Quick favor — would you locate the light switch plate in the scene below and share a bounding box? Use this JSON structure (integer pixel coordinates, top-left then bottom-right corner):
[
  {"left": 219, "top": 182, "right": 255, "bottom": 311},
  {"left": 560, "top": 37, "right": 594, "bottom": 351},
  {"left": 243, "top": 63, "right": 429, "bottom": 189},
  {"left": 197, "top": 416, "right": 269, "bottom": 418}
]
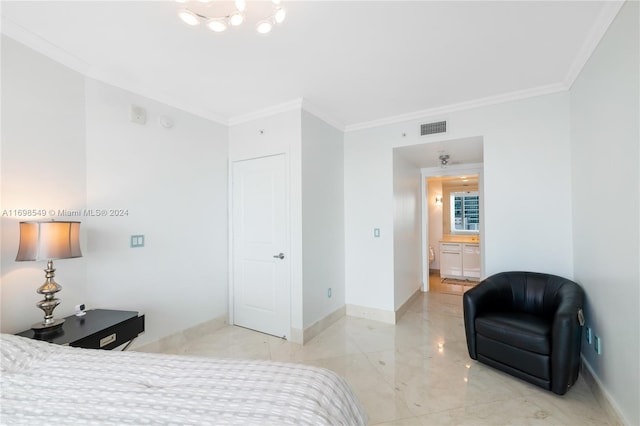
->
[
  {"left": 374, "top": 228, "right": 380, "bottom": 238},
  {"left": 130, "top": 235, "right": 145, "bottom": 248}
]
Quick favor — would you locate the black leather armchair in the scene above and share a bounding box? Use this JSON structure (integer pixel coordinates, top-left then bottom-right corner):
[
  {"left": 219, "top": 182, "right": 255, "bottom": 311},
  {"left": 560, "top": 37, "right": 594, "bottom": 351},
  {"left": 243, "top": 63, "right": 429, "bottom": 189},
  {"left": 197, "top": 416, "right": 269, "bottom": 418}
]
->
[{"left": 463, "top": 271, "right": 584, "bottom": 395}]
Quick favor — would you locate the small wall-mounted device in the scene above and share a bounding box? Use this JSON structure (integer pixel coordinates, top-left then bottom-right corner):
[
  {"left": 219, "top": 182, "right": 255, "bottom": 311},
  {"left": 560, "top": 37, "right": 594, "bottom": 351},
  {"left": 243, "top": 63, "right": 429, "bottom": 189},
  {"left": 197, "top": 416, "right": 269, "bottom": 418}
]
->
[
  {"left": 158, "top": 115, "right": 174, "bottom": 129},
  {"left": 130, "top": 235, "right": 145, "bottom": 248},
  {"left": 130, "top": 105, "right": 147, "bottom": 125},
  {"left": 75, "top": 304, "right": 86, "bottom": 317}
]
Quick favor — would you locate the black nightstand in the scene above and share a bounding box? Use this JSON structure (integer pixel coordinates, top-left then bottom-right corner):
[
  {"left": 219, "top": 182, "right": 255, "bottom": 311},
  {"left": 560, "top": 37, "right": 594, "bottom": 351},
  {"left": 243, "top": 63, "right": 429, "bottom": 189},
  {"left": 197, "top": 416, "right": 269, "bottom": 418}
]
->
[{"left": 16, "top": 309, "right": 145, "bottom": 350}]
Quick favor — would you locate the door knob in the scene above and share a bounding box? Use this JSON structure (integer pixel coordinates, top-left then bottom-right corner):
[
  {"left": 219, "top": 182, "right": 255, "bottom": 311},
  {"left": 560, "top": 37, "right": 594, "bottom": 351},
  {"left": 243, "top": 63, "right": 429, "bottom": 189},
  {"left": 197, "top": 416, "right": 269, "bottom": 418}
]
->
[{"left": 273, "top": 253, "right": 285, "bottom": 259}]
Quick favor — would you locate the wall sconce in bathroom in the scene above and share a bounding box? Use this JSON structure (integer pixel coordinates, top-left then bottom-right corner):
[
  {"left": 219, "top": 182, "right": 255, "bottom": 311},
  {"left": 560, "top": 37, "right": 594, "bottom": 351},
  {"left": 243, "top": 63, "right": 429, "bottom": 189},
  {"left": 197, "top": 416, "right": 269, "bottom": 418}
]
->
[{"left": 435, "top": 196, "right": 443, "bottom": 206}]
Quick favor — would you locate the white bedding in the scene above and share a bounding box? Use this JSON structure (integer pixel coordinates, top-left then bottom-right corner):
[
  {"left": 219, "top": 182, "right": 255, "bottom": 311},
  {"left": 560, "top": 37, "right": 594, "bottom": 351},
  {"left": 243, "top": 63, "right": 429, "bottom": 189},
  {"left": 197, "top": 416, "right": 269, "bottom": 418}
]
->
[{"left": 0, "top": 334, "right": 367, "bottom": 425}]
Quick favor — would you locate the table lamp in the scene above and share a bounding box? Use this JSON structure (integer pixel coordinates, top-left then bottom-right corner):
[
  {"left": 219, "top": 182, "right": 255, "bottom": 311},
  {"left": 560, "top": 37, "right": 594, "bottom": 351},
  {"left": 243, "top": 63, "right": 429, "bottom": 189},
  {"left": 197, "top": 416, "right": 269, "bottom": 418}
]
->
[{"left": 15, "top": 220, "right": 82, "bottom": 331}]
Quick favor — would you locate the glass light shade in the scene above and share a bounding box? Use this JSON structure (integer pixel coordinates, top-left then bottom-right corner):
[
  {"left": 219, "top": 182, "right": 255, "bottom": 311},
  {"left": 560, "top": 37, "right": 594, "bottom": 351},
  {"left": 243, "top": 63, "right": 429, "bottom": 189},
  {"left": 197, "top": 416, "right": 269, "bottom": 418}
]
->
[
  {"left": 274, "top": 8, "right": 286, "bottom": 24},
  {"left": 256, "top": 20, "right": 272, "bottom": 34},
  {"left": 272, "top": 0, "right": 281, "bottom": 4},
  {"left": 178, "top": 9, "right": 200, "bottom": 26},
  {"left": 16, "top": 221, "right": 82, "bottom": 261},
  {"left": 235, "top": 0, "right": 246, "bottom": 12},
  {"left": 229, "top": 12, "right": 244, "bottom": 26},
  {"left": 207, "top": 19, "right": 228, "bottom": 32}
]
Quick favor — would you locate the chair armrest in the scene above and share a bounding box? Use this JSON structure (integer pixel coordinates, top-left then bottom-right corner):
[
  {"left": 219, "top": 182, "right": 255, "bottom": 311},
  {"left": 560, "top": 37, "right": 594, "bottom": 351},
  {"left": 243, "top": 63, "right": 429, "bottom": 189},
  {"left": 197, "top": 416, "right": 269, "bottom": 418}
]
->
[{"left": 550, "top": 283, "right": 584, "bottom": 394}]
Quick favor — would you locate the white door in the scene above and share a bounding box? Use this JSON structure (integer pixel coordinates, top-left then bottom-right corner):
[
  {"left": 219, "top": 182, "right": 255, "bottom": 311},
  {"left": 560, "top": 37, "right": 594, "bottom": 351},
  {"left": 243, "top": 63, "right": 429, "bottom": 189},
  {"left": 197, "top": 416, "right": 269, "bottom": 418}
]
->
[{"left": 232, "top": 154, "right": 289, "bottom": 338}]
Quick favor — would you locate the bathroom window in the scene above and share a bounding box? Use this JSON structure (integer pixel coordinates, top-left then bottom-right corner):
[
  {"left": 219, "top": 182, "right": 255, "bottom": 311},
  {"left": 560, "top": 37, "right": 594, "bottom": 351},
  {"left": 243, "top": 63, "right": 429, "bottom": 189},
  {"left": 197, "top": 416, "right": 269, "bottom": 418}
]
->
[{"left": 451, "top": 192, "right": 479, "bottom": 233}]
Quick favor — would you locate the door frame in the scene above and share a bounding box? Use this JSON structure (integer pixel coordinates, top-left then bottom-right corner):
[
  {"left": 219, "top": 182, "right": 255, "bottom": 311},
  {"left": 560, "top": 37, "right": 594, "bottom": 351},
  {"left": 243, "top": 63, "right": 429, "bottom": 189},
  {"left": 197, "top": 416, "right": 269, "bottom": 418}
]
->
[
  {"left": 228, "top": 153, "right": 291, "bottom": 336},
  {"left": 421, "top": 163, "right": 484, "bottom": 291}
]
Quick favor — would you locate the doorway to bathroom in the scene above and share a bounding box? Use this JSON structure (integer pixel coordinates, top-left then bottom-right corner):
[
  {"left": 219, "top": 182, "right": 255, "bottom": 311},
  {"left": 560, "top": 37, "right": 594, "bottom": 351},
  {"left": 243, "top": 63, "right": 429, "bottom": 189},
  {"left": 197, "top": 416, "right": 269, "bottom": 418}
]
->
[
  {"left": 425, "top": 173, "right": 482, "bottom": 295},
  {"left": 391, "top": 136, "right": 484, "bottom": 300}
]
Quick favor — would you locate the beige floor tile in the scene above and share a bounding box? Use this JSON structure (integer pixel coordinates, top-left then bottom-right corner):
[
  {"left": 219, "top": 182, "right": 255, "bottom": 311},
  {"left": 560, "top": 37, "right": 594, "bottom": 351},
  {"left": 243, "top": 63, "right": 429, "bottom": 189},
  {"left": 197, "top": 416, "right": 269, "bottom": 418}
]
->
[
  {"left": 416, "top": 392, "right": 610, "bottom": 425},
  {"left": 305, "top": 353, "right": 415, "bottom": 425},
  {"left": 147, "top": 292, "right": 611, "bottom": 426}
]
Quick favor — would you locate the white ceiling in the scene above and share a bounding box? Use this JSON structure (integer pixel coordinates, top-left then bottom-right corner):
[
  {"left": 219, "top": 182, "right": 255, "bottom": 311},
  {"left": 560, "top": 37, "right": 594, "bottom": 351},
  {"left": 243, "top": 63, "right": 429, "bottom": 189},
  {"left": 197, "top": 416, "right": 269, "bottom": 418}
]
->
[
  {"left": 394, "top": 136, "right": 483, "bottom": 168},
  {"left": 0, "top": 1, "right": 622, "bottom": 130}
]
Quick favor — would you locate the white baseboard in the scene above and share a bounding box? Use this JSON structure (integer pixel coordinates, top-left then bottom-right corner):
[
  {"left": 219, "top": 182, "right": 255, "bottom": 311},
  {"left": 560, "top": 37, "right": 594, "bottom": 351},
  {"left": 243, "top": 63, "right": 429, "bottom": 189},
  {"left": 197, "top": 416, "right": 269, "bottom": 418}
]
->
[
  {"left": 289, "top": 328, "right": 303, "bottom": 345},
  {"left": 135, "top": 289, "right": 420, "bottom": 350},
  {"left": 135, "top": 308, "right": 345, "bottom": 349},
  {"left": 347, "top": 304, "right": 396, "bottom": 324},
  {"left": 347, "top": 287, "right": 422, "bottom": 325},
  {"left": 395, "top": 287, "right": 422, "bottom": 322},
  {"left": 581, "top": 356, "right": 627, "bottom": 425},
  {"left": 301, "top": 305, "right": 346, "bottom": 344}
]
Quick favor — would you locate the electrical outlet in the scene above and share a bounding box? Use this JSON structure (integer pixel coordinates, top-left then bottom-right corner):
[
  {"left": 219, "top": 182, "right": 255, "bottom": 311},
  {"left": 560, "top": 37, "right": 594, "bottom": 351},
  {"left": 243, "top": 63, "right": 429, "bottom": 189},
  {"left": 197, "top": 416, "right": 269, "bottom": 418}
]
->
[
  {"left": 594, "top": 336, "right": 602, "bottom": 355},
  {"left": 586, "top": 327, "right": 593, "bottom": 344},
  {"left": 327, "top": 288, "right": 332, "bottom": 298}
]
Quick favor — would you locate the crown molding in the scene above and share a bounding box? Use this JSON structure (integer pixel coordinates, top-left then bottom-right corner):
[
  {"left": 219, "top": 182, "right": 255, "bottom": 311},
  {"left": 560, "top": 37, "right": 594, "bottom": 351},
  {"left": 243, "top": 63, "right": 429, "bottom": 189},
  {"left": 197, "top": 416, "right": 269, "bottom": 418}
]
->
[
  {"left": 301, "top": 99, "right": 345, "bottom": 131},
  {"left": 344, "top": 1, "right": 625, "bottom": 133},
  {"left": 2, "top": 16, "right": 91, "bottom": 76},
  {"left": 86, "top": 69, "right": 228, "bottom": 125},
  {"left": 4, "top": 1, "right": 623, "bottom": 133},
  {"left": 228, "top": 97, "right": 345, "bottom": 130},
  {"left": 2, "top": 17, "right": 229, "bottom": 126},
  {"left": 228, "top": 98, "right": 304, "bottom": 126},
  {"left": 345, "top": 82, "right": 567, "bottom": 132},
  {"left": 563, "top": 1, "right": 625, "bottom": 89}
]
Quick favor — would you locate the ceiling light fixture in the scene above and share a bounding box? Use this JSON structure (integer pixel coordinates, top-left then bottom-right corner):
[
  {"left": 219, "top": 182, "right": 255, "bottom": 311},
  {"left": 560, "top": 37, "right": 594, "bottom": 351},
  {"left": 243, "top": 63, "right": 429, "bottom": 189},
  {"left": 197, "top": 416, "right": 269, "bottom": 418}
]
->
[
  {"left": 178, "top": 9, "right": 200, "bottom": 26},
  {"left": 439, "top": 154, "right": 450, "bottom": 168},
  {"left": 207, "top": 18, "right": 228, "bottom": 32},
  {"left": 177, "top": 0, "right": 286, "bottom": 34}
]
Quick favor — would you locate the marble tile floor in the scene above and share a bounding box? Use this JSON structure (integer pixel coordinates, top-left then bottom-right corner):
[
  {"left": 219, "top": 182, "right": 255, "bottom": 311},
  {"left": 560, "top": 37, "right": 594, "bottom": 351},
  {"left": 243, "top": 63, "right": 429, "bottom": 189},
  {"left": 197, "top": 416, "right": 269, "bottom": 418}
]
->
[
  {"left": 145, "top": 292, "right": 611, "bottom": 425},
  {"left": 428, "top": 271, "right": 478, "bottom": 297}
]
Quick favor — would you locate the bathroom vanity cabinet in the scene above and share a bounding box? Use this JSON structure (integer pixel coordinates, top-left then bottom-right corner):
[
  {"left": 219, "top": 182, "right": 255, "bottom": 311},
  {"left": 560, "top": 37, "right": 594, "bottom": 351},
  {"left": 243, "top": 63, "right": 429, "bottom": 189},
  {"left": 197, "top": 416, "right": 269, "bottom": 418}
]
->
[
  {"left": 462, "top": 243, "right": 481, "bottom": 279},
  {"left": 440, "top": 241, "right": 480, "bottom": 280}
]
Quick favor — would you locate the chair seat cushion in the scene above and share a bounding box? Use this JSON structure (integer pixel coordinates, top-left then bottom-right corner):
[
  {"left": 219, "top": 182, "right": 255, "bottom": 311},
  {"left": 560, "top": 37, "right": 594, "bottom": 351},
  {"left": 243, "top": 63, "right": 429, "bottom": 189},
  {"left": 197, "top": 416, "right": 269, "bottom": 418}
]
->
[{"left": 475, "top": 312, "right": 551, "bottom": 355}]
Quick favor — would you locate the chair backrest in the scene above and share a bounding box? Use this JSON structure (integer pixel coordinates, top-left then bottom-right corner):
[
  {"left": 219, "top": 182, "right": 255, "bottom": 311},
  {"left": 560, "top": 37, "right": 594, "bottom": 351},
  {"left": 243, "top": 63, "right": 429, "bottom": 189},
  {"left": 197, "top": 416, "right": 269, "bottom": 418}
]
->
[{"left": 484, "top": 271, "right": 582, "bottom": 317}]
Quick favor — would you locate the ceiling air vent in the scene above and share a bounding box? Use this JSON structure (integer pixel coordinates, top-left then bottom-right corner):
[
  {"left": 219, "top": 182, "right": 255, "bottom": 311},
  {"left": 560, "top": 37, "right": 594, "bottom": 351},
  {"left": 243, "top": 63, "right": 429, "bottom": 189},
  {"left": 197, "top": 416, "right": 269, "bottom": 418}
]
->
[{"left": 420, "top": 120, "right": 447, "bottom": 136}]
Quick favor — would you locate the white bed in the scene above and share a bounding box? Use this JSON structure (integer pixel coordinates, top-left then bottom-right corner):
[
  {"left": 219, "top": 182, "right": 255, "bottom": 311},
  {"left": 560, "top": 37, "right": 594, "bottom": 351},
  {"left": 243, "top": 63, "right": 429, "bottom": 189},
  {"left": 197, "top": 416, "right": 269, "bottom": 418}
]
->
[{"left": 0, "top": 334, "right": 367, "bottom": 425}]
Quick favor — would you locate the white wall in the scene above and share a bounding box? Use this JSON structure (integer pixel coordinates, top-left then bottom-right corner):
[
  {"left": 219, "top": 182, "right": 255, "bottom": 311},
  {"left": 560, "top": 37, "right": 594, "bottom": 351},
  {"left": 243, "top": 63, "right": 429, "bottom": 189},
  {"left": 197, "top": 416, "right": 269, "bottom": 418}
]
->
[
  {"left": 345, "top": 92, "right": 573, "bottom": 312},
  {"left": 392, "top": 151, "right": 422, "bottom": 309},
  {"left": 228, "top": 108, "right": 304, "bottom": 334},
  {"left": 570, "top": 1, "right": 639, "bottom": 424},
  {"left": 0, "top": 36, "right": 229, "bottom": 343},
  {"left": 301, "top": 111, "right": 345, "bottom": 327},
  {"left": 344, "top": 128, "right": 395, "bottom": 311},
  {"left": 427, "top": 179, "right": 443, "bottom": 270},
  {"left": 229, "top": 108, "right": 345, "bottom": 336},
  {"left": 84, "top": 79, "right": 229, "bottom": 345},
  {"left": 1, "top": 36, "right": 88, "bottom": 332}
]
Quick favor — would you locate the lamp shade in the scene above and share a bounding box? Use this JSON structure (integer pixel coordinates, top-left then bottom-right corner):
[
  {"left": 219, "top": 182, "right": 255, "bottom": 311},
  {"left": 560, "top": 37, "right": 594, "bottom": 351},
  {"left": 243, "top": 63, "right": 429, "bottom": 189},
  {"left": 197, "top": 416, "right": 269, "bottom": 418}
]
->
[{"left": 15, "top": 221, "right": 82, "bottom": 261}]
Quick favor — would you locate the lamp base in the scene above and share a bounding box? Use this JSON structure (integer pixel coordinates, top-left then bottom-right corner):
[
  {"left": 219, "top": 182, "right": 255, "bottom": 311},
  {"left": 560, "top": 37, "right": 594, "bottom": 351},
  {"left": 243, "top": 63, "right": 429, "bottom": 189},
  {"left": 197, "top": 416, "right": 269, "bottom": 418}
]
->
[
  {"left": 33, "top": 260, "right": 65, "bottom": 333},
  {"left": 31, "top": 318, "right": 65, "bottom": 332}
]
